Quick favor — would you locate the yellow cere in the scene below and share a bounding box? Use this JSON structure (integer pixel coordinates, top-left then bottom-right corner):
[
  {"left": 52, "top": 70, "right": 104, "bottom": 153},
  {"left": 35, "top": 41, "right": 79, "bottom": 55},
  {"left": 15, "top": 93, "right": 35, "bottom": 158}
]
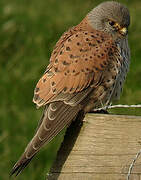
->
[{"left": 119, "top": 27, "right": 127, "bottom": 35}]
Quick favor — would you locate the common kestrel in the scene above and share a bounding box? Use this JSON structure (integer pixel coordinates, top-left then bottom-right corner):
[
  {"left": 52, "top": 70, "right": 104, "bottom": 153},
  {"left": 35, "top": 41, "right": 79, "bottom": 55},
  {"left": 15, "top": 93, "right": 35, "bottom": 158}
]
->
[{"left": 11, "top": 1, "right": 130, "bottom": 176}]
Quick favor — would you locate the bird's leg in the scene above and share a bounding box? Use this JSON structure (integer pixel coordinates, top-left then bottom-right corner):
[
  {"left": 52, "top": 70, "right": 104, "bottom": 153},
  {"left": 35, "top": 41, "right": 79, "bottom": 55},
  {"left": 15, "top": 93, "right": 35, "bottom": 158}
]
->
[
  {"left": 90, "top": 101, "right": 112, "bottom": 114},
  {"left": 93, "top": 100, "right": 109, "bottom": 114}
]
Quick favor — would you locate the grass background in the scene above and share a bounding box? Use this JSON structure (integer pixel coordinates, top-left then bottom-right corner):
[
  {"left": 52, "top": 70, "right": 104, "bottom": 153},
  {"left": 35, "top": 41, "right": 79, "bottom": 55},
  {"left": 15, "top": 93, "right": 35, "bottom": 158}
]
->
[{"left": 0, "top": 0, "right": 141, "bottom": 179}]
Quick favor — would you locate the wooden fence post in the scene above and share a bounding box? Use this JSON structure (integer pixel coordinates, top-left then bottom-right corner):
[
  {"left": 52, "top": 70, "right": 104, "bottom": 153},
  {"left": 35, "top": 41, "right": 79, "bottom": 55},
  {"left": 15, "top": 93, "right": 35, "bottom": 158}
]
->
[{"left": 47, "top": 114, "right": 141, "bottom": 180}]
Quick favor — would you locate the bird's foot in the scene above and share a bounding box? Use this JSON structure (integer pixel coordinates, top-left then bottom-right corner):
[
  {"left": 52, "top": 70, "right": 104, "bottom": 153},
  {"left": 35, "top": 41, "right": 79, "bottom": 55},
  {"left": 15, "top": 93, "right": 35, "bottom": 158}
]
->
[{"left": 89, "top": 109, "right": 109, "bottom": 114}]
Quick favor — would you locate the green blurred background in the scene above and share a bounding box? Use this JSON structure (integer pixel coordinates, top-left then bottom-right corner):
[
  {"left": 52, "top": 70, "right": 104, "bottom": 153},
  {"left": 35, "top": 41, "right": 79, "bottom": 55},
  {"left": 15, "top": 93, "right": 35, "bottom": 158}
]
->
[{"left": 0, "top": 0, "right": 141, "bottom": 179}]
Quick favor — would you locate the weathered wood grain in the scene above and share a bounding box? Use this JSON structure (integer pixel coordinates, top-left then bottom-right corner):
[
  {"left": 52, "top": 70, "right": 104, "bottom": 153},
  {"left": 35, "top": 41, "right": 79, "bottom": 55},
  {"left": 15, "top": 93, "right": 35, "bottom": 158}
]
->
[{"left": 47, "top": 114, "right": 141, "bottom": 180}]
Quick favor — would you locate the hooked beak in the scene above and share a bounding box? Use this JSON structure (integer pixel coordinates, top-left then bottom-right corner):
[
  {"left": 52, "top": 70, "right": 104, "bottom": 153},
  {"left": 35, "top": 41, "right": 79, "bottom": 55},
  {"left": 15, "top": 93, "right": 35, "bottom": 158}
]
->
[
  {"left": 113, "top": 23, "right": 128, "bottom": 37},
  {"left": 119, "top": 27, "right": 128, "bottom": 36}
]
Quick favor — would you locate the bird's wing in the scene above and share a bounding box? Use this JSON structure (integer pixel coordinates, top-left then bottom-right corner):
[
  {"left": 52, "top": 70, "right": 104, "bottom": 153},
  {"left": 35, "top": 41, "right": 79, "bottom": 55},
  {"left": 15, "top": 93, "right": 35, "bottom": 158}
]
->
[
  {"left": 33, "top": 30, "right": 118, "bottom": 107},
  {"left": 11, "top": 29, "right": 121, "bottom": 176}
]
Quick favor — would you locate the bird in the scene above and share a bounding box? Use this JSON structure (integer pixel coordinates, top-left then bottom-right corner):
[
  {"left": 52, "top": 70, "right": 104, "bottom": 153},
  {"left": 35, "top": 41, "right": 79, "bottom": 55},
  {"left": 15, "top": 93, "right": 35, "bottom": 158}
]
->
[{"left": 11, "top": 1, "right": 130, "bottom": 176}]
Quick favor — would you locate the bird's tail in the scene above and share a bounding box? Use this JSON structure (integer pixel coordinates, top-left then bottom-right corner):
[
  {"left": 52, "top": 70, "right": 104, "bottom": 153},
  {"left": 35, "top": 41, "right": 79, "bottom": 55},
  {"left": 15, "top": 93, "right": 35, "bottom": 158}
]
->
[
  {"left": 10, "top": 102, "right": 80, "bottom": 177},
  {"left": 10, "top": 153, "right": 35, "bottom": 177}
]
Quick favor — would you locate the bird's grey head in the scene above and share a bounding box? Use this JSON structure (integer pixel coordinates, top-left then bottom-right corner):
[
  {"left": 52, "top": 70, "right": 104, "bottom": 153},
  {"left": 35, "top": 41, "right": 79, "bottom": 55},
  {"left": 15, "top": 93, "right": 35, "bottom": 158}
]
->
[{"left": 87, "top": 1, "right": 130, "bottom": 38}]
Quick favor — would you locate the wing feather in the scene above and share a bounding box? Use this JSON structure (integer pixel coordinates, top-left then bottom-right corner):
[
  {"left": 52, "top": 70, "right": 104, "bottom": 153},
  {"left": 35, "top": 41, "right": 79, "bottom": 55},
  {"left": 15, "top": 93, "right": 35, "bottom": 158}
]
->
[{"left": 33, "top": 29, "right": 116, "bottom": 107}]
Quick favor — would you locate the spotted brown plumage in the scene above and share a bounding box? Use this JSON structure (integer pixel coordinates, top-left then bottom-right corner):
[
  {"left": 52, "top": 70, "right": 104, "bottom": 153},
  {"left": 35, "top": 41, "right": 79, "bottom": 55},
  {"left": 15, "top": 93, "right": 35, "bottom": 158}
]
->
[{"left": 11, "top": 1, "right": 130, "bottom": 176}]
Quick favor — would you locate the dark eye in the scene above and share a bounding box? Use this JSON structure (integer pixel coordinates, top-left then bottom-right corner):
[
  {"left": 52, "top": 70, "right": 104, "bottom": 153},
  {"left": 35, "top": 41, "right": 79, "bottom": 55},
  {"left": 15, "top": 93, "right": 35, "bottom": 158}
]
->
[{"left": 109, "top": 20, "right": 115, "bottom": 26}]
